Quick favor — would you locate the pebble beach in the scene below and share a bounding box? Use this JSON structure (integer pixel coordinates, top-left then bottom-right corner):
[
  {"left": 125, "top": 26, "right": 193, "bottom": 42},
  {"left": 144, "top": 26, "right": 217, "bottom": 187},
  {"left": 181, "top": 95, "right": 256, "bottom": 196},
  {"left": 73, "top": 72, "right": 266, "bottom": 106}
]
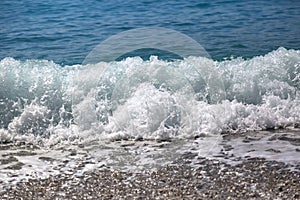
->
[{"left": 1, "top": 130, "right": 299, "bottom": 199}]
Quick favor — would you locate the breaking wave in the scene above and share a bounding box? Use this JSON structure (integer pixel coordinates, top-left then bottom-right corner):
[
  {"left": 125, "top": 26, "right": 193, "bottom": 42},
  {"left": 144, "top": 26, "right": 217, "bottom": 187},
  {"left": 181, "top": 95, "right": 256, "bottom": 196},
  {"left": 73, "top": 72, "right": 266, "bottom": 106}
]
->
[{"left": 0, "top": 47, "right": 299, "bottom": 145}]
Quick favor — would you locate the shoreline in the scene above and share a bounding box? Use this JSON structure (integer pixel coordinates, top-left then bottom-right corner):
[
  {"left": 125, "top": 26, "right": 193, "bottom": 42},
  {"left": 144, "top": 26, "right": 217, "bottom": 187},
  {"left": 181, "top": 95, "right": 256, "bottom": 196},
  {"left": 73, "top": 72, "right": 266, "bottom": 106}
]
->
[
  {"left": 1, "top": 156, "right": 299, "bottom": 199},
  {"left": 0, "top": 129, "right": 299, "bottom": 199}
]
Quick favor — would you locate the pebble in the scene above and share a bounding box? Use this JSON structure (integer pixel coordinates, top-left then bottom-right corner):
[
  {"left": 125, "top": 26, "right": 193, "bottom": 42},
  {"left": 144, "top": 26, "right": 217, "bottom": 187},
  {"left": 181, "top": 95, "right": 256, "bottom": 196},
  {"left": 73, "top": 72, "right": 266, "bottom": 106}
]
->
[{"left": 1, "top": 157, "right": 299, "bottom": 199}]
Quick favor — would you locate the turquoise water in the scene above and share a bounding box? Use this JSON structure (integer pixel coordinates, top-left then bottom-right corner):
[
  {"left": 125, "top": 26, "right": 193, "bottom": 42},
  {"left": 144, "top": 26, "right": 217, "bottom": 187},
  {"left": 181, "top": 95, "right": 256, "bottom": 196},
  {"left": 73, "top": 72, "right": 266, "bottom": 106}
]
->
[
  {"left": 0, "top": 0, "right": 299, "bottom": 142},
  {"left": 0, "top": 0, "right": 299, "bottom": 186},
  {"left": 1, "top": 0, "right": 299, "bottom": 65}
]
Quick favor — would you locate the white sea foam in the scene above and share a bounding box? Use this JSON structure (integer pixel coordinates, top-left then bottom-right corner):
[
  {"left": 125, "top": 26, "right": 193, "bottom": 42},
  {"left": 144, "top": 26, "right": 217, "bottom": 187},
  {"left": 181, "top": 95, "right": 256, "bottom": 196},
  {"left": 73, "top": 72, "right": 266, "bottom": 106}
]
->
[
  {"left": 0, "top": 49, "right": 300, "bottom": 186},
  {"left": 0, "top": 47, "right": 299, "bottom": 145}
]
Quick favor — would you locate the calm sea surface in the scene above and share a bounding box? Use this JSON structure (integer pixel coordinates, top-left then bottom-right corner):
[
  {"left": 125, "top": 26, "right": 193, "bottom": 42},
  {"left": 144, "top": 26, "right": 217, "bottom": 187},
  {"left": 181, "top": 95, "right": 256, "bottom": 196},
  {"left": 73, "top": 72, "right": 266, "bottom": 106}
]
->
[{"left": 0, "top": 0, "right": 299, "bottom": 65}]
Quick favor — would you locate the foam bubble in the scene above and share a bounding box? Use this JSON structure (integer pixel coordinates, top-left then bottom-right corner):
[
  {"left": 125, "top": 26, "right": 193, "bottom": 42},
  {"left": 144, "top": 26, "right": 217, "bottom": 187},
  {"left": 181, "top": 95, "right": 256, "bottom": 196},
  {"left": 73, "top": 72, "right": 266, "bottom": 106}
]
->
[{"left": 0, "top": 48, "right": 299, "bottom": 145}]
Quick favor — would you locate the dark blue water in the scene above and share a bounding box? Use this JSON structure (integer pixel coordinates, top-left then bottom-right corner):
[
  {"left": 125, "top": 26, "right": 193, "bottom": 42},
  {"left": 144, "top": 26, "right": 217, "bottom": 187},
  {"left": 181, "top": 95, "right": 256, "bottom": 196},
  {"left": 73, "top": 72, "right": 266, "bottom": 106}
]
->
[{"left": 0, "top": 0, "right": 299, "bottom": 65}]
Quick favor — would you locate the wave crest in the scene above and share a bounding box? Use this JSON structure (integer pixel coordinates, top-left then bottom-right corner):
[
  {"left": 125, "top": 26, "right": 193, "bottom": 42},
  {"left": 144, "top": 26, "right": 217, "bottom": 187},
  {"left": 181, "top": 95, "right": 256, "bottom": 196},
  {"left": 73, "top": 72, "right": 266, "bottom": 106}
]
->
[{"left": 0, "top": 47, "right": 299, "bottom": 144}]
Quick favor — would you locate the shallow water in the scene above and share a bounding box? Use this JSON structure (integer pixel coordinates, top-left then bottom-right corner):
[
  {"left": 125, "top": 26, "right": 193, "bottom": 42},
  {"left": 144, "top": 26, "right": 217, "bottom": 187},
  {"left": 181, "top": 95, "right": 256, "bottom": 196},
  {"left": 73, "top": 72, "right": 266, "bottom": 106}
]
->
[{"left": 0, "top": 129, "right": 299, "bottom": 190}]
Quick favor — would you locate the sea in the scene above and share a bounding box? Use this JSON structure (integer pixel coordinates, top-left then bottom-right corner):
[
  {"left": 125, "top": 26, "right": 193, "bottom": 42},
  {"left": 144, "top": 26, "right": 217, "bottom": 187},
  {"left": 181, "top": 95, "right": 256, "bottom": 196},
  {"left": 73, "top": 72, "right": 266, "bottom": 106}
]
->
[{"left": 0, "top": 0, "right": 299, "bottom": 187}]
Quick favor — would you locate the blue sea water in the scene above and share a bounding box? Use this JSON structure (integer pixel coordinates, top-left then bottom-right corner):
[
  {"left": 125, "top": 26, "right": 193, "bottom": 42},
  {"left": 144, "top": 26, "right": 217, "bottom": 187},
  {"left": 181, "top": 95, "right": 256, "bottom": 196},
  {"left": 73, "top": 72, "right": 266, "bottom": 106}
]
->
[
  {"left": 1, "top": 0, "right": 300, "bottom": 65},
  {"left": 0, "top": 0, "right": 300, "bottom": 186},
  {"left": 0, "top": 0, "right": 300, "bottom": 143}
]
